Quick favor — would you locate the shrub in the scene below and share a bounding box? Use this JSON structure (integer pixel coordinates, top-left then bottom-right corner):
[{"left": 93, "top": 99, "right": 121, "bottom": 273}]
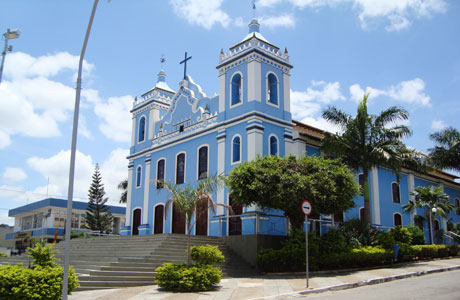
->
[
  {"left": 0, "top": 265, "right": 79, "bottom": 300},
  {"left": 155, "top": 263, "right": 221, "bottom": 291},
  {"left": 375, "top": 231, "right": 395, "bottom": 250},
  {"left": 319, "top": 228, "right": 347, "bottom": 255},
  {"left": 411, "top": 245, "right": 450, "bottom": 259},
  {"left": 0, "top": 253, "right": 7, "bottom": 258},
  {"left": 405, "top": 225, "right": 425, "bottom": 245},
  {"left": 390, "top": 226, "right": 412, "bottom": 245},
  {"left": 318, "top": 246, "right": 393, "bottom": 269},
  {"left": 70, "top": 231, "right": 93, "bottom": 239},
  {"left": 447, "top": 245, "right": 460, "bottom": 256},
  {"left": 398, "top": 243, "right": 416, "bottom": 260},
  {"left": 190, "top": 245, "right": 225, "bottom": 265},
  {"left": 27, "top": 241, "right": 57, "bottom": 268},
  {"left": 339, "top": 219, "right": 376, "bottom": 247}
]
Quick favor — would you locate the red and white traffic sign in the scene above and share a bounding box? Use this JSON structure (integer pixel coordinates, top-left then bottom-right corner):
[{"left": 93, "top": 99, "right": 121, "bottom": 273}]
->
[{"left": 301, "top": 200, "right": 312, "bottom": 216}]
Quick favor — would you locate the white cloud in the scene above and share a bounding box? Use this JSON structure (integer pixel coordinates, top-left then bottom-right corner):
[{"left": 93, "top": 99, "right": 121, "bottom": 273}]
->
[
  {"left": 258, "top": 0, "right": 283, "bottom": 7},
  {"left": 260, "top": 14, "right": 295, "bottom": 28},
  {"left": 431, "top": 120, "right": 447, "bottom": 130},
  {"left": 2, "top": 168, "right": 27, "bottom": 182},
  {"left": 78, "top": 116, "right": 93, "bottom": 139},
  {"left": 93, "top": 95, "right": 133, "bottom": 142},
  {"left": 298, "top": 116, "right": 342, "bottom": 134},
  {"left": 0, "top": 130, "right": 11, "bottom": 150},
  {"left": 349, "top": 78, "right": 431, "bottom": 106},
  {"left": 286, "top": 0, "right": 447, "bottom": 31},
  {"left": 170, "top": 0, "right": 231, "bottom": 29},
  {"left": 100, "top": 148, "right": 129, "bottom": 205}
]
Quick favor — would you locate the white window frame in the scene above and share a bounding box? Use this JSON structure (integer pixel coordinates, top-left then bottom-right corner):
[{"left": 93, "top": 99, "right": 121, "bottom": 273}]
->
[
  {"left": 391, "top": 181, "right": 401, "bottom": 204},
  {"left": 231, "top": 134, "right": 242, "bottom": 165},
  {"left": 137, "top": 115, "right": 146, "bottom": 143},
  {"left": 153, "top": 203, "right": 165, "bottom": 234},
  {"left": 268, "top": 134, "right": 279, "bottom": 156},
  {"left": 175, "top": 151, "right": 187, "bottom": 185},
  {"left": 136, "top": 165, "right": 142, "bottom": 188},
  {"left": 266, "top": 71, "right": 280, "bottom": 108},
  {"left": 229, "top": 71, "right": 244, "bottom": 108},
  {"left": 393, "top": 212, "right": 402, "bottom": 227},
  {"left": 156, "top": 157, "right": 166, "bottom": 189},
  {"left": 196, "top": 144, "right": 210, "bottom": 180}
]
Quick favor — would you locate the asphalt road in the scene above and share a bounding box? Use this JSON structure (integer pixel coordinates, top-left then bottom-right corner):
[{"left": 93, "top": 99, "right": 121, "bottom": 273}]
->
[{"left": 277, "top": 269, "right": 460, "bottom": 300}]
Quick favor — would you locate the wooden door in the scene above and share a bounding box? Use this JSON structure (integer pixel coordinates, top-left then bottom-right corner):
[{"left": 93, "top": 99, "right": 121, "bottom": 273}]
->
[
  {"left": 132, "top": 208, "right": 141, "bottom": 235},
  {"left": 154, "top": 205, "right": 164, "bottom": 234},
  {"left": 229, "top": 197, "right": 242, "bottom": 235},
  {"left": 196, "top": 201, "right": 208, "bottom": 236},
  {"left": 172, "top": 204, "right": 186, "bottom": 234}
]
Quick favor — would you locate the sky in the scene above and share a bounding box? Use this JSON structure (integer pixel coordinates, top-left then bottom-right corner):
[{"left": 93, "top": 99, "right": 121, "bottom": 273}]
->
[{"left": 0, "top": 0, "right": 459, "bottom": 226}]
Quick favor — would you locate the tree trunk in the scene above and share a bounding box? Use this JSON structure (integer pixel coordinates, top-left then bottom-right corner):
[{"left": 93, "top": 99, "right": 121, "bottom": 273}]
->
[
  {"left": 187, "top": 223, "right": 192, "bottom": 266},
  {"left": 362, "top": 168, "right": 371, "bottom": 224}
]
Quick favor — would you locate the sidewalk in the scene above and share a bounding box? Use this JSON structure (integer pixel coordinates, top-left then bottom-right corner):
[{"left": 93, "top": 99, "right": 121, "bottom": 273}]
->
[{"left": 69, "top": 257, "right": 460, "bottom": 300}]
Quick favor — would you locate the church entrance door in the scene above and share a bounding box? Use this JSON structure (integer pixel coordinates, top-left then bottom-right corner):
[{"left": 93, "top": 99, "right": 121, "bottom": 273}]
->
[
  {"left": 154, "top": 205, "right": 164, "bottom": 234},
  {"left": 132, "top": 208, "right": 141, "bottom": 235},
  {"left": 229, "top": 197, "right": 242, "bottom": 235},
  {"left": 172, "top": 204, "right": 186, "bottom": 234},
  {"left": 196, "top": 201, "right": 208, "bottom": 236}
]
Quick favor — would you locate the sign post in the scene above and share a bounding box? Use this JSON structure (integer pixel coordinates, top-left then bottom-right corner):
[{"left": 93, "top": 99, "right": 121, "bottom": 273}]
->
[{"left": 301, "top": 200, "right": 312, "bottom": 288}]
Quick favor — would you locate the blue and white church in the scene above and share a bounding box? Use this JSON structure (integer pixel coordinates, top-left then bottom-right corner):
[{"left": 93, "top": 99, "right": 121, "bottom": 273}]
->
[{"left": 121, "top": 19, "right": 460, "bottom": 241}]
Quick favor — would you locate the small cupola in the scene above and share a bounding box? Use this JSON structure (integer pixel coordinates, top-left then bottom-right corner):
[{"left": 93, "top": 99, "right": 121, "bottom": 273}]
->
[{"left": 248, "top": 18, "right": 260, "bottom": 33}]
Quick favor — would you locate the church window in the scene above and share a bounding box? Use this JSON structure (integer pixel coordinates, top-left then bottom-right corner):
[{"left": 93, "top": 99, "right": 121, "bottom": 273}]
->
[
  {"left": 358, "top": 173, "right": 364, "bottom": 190},
  {"left": 198, "top": 146, "right": 208, "bottom": 180},
  {"left": 231, "top": 73, "right": 242, "bottom": 106},
  {"left": 157, "top": 159, "right": 165, "bottom": 189},
  {"left": 359, "top": 207, "right": 365, "bottom": 220},
  {"left": 136, "top": 166, "right": 142, "bottom": 188},
  {"left": 269, "top": 135, "right": 278, "bottom": 156},
  {"left": 138, "top": 116, "right": 146, "bottom": 142},
  {"left": 394, "top": 213, "right": 402, "bottom": 227},
  {"left": 267, "top": 73, "right": 278, "bottom": 105},
  {"left": 392, "top": 182, "right": 400, "bottom": 203},
  {"left": 176, "top": 153, "right": 185, "bottom": 184},
  {"left": 455, "top": 198, "right": 460, "bottom": 215},
  {"left": 232, "top": 136, "right": 241, "bottom": 164}
]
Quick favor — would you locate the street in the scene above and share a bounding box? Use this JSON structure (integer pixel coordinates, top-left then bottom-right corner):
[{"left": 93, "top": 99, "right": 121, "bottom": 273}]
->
[{"left": 276, "top": 269, "right": 460, "bottom": 300}]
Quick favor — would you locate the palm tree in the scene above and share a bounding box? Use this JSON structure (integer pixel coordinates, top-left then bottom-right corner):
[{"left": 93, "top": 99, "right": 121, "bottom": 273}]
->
[
  {"left": 161, "top": 175, "right": 231, "bottom": 266},
  {"left": 321, "top": 93, "right": 415, "bottom": 223},
  {"left": 402, "top": 185, "right": 455, "bottom": 244},
  {"left": 428, "top": 127, "right": 460, "bottom": 172},
  {"left": 118, "top": 179, "right": 127, "bottom": 204}
]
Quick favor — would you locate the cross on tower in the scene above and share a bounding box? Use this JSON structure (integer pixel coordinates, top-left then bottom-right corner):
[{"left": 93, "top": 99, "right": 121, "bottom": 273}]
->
[
  {"left": 252, "top": 0, "right": 256, "bottom": 18},
  {"left": 180, "top": 52, "right": 192, "bottom": 80}
]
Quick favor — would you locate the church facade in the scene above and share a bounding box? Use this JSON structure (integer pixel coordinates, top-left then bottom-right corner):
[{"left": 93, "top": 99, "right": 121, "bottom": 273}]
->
[{"left": 121, "top": 19, "right": 460, "bottom": 242}]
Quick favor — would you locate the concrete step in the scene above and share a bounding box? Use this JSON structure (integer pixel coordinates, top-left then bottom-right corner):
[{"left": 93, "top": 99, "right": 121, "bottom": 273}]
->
[
  {"left": 77, "top": 280, "right": 154, "bottom": 288},
  {"left": 79, "top": 275, "right": 155, "bottom": 282},
  {"left": 89, "top": 270, "right": 156, "bottom": 277}
]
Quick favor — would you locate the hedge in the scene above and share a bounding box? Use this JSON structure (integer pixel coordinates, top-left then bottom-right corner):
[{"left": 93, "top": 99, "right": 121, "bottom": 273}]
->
[
  {"left": 0, "top": 265, "right": 79, "bottom": 300},
  {"left": 318, "top": 246, "right": 394, "bottom": 270},
  {"left": 155, "top": 263, "right": 221, "bottom": 291},
  {"left": 411, "top": 245, "right": 460, "bottom": 259}
]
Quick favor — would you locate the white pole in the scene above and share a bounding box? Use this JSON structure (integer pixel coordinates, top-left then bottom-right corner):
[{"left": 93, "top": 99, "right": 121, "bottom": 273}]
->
[
  {"left": 429, "top": 208, "right": 433, "bottom": 245},
  {"left": 62, "top": 1, "right": 99, "bottom": 299},
  {"left": 305, "top": 215, "right": 309, "bottom": 288}
]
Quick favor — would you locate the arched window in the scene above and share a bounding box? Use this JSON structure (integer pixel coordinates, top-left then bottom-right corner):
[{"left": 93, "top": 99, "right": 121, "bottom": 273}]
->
[
  {"left": 138, "top": 116, "right": 146, "bottom": 142},
  {"left": 231, "top": 73, "right": 242, "bottom": 106},
  {"left": 455, "top": 198, "right": 460, "bottom": 215},
  {"left": 394, "top": 213, "right": 402, "bottom": 226},
  {"left": 269, "top": 135, "right": 278, "bottom": 156},
  {"left": 359, "top": 207, "right": 365, "bottom": 220},
  {"left": 198, "top": 146, "right": 208, "bottom": 179},
  {"left": 176, "top": 153, "right": 185, "bottom": 184},
  {"left": 358, "top": 173, "right": 364, "bottom": 190},
  {"left": 156, "top": 159, "right": 165, "bottom": 189},
  {"left": 433, "top": 219, "right": 440, "bottom": 231},
  {"left": 136, "top": 166, "right": 142, "bottom": 188},
  {"left": 267, "top": 73, "right": 278, "bottom": 105},
  {"left": 392, "top": 182, "right": 400, "bottom": 203},
  {"left": 232, "top": 136, "right": 241, "bottom": 164}
]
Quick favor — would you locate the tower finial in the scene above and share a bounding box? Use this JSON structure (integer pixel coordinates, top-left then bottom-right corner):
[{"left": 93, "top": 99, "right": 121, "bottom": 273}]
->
[
  {"left": 252, "top": 0, "right": 256, "bottom": 18},
  {"left": 160, "top": 54, "right": 165, "bottom": 69}
]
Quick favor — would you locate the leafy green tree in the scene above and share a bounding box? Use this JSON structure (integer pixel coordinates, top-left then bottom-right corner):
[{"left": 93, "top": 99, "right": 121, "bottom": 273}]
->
[
  {"left": 321, "top": 93, "right": 418, "bottom": 223},
  {"left": 428, "top": 127, "right": 460, "bottom": 172},
  {"left": 402, "top": 185, "right": 455, "bottom": 244},
  {"left": 226, "top": 155, "right": 358, "bottom": 229},
  {"left": 160, "top": 175, "right": 230, "bottom": 266},
  {"left": 86, "top": 164, "right": 113, "bottom": 233},
  {"left": 118, "top": 179, "right": 128, "bottom": 204}
]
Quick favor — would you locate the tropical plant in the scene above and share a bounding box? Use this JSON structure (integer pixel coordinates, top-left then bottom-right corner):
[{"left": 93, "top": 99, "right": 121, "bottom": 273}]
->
[
  {"left": 86, "top": 164, "right": 113, "bottom": 233},
  {"left": 118, "top": 179, "right": 128, "bottom": 204},
  {"left": 321, "top": 93, "right": 421, "bottom": 223},
  {"left": 160, "top": 175, "right": 230, "bottom": 266},
  {"left": 226, "top": 155, "right": 358, "bottom": 229},
  {"left": 428, "top": 127, "right": 460, "bottom": 172},
  {"left": 402, "top": 185, "right": 455, "bottom": 244}
]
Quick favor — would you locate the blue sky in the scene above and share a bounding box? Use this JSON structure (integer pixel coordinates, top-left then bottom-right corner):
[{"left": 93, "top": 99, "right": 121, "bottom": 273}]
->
[{"left": 0, "top": 0, "right": 459, "bottom": 225}]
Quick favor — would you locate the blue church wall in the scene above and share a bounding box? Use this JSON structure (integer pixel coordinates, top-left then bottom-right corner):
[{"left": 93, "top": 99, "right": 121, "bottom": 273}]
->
[
  {"left": 260, "top": 63, "right": 285, "bottom": 119},
  {"left": 305, "top": 145, "right": 320, "bottom": 156},
  {"left": 132, "top": 112, "right": 151, "bottom": 154},
  {"left": 261, "top": 121, "right": 285, "bottom": 157},
  {"left": 377, "top": 168, "right": 410, "bottom": 228},
  {"left": 443, "top": 186, "right": 460, "bottom": 225},
  {"left": 414, "top": 176, "right": 444, "bottom": 241}
]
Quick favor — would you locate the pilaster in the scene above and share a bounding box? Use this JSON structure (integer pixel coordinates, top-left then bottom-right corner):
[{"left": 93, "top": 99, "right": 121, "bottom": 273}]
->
[
  {"left": 216, "top": 129, "right": 226, "bottom": 215},
  {"left": 247, "top": 60, "right": 261, "bottom": 102},
  {"left": 143, "top": 158, "right": 151, "bottom": 223},
  {"left": 370, "top": 167, "right": 381, "bottom": 225},
  {"left": 407, "top": 173, "right": 415, "bottom": 224},
  {"left": 126, "top": 163, "right": 133, "bottom": 225}
]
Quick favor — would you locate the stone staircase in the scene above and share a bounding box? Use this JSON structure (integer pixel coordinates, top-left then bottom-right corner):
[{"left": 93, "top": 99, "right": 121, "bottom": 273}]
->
[{"left": 0, "top": 234, "right": 256, "bottom": 291}]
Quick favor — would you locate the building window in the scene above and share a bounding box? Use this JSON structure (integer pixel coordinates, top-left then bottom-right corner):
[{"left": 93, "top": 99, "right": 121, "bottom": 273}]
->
[
  {"left": 157, "top": 159, "right": 165, "bottom": 189},
  {"left": 53, "top": 210, "right": 66, "bottom": 228},
  {"left": 198, "top": 146, "right": 208, "bottom": 180},
  {"left": 455, "top": 198, "right": 460, "bottom": 215},
  {"left": 232, "top": 136, "right": 241, "bottom": 164},
  {"left": 359, "top": 207, "right": 365, "bottom": 220},
  {"left": 333, "top": 213, "right": 344, "bottom": 223},
  {"left": 176, "top": 153, "right": 185, "bottom": 184},
  {"left": 358, "top": 173, "right": 364, "bottom": 190},
  {"left": 138, "top": 116, "right": 146, "bottom": 142},
  {"left": 433, "top": 219, "right": 440, "bottom": 231},
  {"left": 231, "top": 73, "right": 242, "bottom": 106},
  {"left": 267, "top": 73, "right": 278, "bottom": 105},
  {"left": 392, "top": 182, "right": 400, "bottom": 203},
  {"left": 136, "top": 166, "right": 142, "bottom": 188},
  {"left": 394, "top": 213, "right": 402, "bottom": 226},
  {"left": 79, "top": 213, "right": 86, "bottom": 229},
  {"left": 269, "top": 135, "right": 278, "bottom": 156}
]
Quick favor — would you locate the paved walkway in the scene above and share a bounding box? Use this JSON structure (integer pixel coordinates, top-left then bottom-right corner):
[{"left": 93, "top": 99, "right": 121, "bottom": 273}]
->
[{"left": 69, "top": 257, "right": 460, "bottom": 300}]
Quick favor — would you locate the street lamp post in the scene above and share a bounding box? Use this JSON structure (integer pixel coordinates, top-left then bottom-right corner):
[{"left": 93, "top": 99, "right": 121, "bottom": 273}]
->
[
  {"left": 62, "top": 1, "right": 99, "bottom": 299},
  {"left": 0, "top": 28, "right": 21, "bottom": 83},
  {"left": 429, "top": 207, "right": 437, "bottom": 245}
]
